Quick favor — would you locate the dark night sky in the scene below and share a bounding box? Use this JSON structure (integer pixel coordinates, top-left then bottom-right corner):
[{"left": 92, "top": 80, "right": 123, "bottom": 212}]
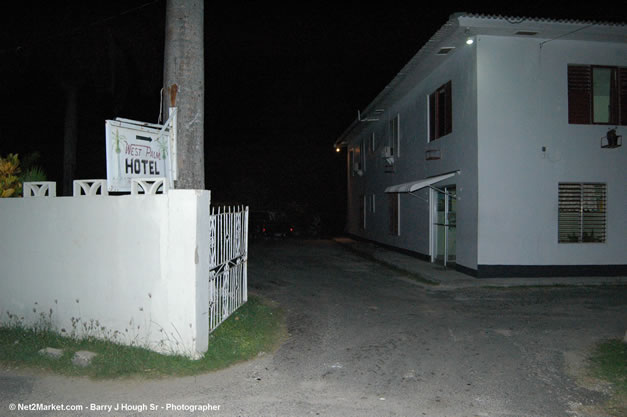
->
[{"left": 1, "top": 1, "right": 625, "bottom": 231}]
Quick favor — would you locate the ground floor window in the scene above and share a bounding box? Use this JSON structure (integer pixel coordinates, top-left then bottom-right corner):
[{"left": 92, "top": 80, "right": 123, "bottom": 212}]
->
[
  {"left": 359, "top": 194, "right": 366, "bottom": 230},
  {"left": 558, "top": 183, "right": 606, "bottom": 243},
  {"left": 389, "top": 193, "right": 399, "bottom": 235}
]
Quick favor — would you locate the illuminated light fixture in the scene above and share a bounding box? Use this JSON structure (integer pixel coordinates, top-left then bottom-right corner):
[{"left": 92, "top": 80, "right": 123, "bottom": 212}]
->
[
  {"left": 463, "top": 27, "right": 474, "bottom": 45},
  {"left": 335, "top": 147, "right": 341, "bottom": 153}
]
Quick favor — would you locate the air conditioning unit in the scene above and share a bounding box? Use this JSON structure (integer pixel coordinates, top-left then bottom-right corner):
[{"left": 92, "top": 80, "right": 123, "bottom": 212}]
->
[
  {"left": 381, "top": 146, "right": 395, "bottom": 165},
  {"left": 352, "top": 163, "right": 363, "bottom": 176}
]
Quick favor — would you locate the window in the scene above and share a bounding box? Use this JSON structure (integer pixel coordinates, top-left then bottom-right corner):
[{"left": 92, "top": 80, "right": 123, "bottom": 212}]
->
[
  {"left": 348, "top": 148, "right": 355, "bottom": 177},
  {"left": 361, "top": 139, "right": 366, "bottom": 172},
  {"left": 429, "top": 81, "right": 452, "bottom": 141},
  {"left": 359, "top": 194, "right": 366, "bottom": 230},
  {"left": 369, "top": 132, "right": 376, "bottom": 154},
  {"left": 558, "top": 183, "right": 606, "bottom": 243},
  {"left": 389, "top": 115, "right": 400, "bottom": 157},
  {"left": 389, "top": 193, "right": 399, "bottom": 235},
  {"left": 568, "top": 65, "right": 627, "bottom": 125},
  {"left": 350, "top": 146, "right": 363, "bottom": 176}
]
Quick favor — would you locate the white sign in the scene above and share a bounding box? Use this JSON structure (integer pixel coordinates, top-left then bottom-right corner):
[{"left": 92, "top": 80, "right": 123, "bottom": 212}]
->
[{"left": 105, "top": 119, "right": 171, "bottom": 192}]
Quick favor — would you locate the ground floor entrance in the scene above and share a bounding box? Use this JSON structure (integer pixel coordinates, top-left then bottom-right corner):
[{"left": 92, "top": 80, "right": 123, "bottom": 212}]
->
[{"left": 431, "top": 185, "right": 456, "bottom": 266}]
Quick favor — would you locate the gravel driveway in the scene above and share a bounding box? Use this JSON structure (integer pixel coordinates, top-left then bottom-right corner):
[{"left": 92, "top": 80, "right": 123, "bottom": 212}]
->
[{"left": 1, "top": 239, "right": 625, "bottom": 417}]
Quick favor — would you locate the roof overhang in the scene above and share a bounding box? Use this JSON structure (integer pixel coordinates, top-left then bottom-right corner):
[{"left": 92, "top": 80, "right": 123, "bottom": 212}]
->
[{"left": 384, "top": 171, "right": 458, "bottom": 193}]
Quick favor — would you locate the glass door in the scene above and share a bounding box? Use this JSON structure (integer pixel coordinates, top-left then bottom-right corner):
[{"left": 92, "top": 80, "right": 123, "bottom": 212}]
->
[{"left": 432, "top": 185, "right": 456, "bottom": 266}]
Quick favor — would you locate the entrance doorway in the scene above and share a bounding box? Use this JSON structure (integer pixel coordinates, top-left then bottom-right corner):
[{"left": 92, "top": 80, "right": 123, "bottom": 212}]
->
[{"left": 431, "top": 185, "right": 456, "bottom": 267}]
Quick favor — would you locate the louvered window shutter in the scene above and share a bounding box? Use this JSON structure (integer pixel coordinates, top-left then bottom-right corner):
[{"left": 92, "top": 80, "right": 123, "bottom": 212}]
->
[
  {"left": 558, "top": 183, "right": 606, "bottom": 243},
  {"left": 619, "top": 67, "right": 627, "bottom": 125},
  {"left": 444, "top": 81, "right": 452, "bottom": 135},
  {"left": 429, "top": 93, "right": 436, "bottom": 141},
  {"left": 568, "top": 65, "right": 591, "bottom": 124}
]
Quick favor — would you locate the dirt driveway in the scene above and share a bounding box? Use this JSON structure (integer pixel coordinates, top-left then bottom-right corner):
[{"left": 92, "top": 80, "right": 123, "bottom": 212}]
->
[{"left": 1, "top": 239, "right": 626, "bottom": 417}]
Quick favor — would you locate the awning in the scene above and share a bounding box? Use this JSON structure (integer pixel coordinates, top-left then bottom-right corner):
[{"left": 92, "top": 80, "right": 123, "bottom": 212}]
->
[{"left": 384, "top": 171, "right": 458, "bottom": 193}]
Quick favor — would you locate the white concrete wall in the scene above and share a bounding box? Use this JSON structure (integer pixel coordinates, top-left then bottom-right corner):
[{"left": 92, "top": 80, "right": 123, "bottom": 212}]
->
[
  {"left": 346, "top": 42, "right": 479, "bottom": 269},
  {"left": 477, "top": 35, "right": 627, "bottom": 266},
  {"left": 0, "top": 190, "right": 210, "bottom": 358}
]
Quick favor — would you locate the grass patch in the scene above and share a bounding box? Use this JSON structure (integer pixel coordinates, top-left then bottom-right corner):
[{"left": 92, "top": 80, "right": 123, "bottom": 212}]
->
[
  {"left": 588, "top": 338, "right": 627, "bottom": 416},
  {"left": 0, "top": 295, "right": 285, "bottom": 379}
]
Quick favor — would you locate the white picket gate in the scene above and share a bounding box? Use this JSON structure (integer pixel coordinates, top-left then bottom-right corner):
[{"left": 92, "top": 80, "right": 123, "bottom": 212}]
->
[{"left": 208, "top": 205, "right": 249, "bottom": 333}]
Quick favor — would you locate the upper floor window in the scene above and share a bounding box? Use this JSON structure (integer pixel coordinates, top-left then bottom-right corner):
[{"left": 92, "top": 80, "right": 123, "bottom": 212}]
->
[
  {"left": 568, "top": 65, "right": 627, "bottom": 125},
  {"left": 389, "top": 115, "right": 400, "bottom": 157},
  {"left": 350, "top": 144, "right": 364, "bottom": 176},
  {"left": 429, "top": 81, "right": 452, "bottom": 141},
  {"left": 349, "top": 148, "right": 356, "bottom": 177},
  {"left": 360, "top": 139, "right": 366, "bottom": 172},
  {"left": 369, "top": 132, "right": 376, "bottom": 154}
]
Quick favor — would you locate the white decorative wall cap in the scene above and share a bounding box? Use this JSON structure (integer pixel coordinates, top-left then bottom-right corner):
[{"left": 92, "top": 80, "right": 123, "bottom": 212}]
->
[
  {"left": 131, "top": 177, "right": 168, "bottom": 195},
  {"left": 23, "top": 182, "right": 57, "bottom": 197},
  {"left": 73, "top": 179, "right": 109, "bottom": 196}
]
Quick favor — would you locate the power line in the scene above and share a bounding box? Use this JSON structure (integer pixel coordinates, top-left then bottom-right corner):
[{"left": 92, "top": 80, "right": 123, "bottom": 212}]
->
[{"left": 1, "top": 0, "right": 161, "bottom": 55}]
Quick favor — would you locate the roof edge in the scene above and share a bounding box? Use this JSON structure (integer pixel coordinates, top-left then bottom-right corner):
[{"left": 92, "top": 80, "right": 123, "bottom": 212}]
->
[{"left": 334, "top": 12, "right": 627, "bottom": 147}]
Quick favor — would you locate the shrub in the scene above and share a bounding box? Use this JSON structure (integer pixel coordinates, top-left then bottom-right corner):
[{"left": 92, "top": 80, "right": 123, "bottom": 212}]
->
[
  {"left": 0, "top": 153, "right": 48, "bottom": 197},
  {"left": 0, "top": 153, "right": 22, "bottom": 198}
]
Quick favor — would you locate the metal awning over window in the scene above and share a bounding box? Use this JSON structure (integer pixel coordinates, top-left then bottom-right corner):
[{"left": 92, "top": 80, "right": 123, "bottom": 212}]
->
[{"left": 384, "top": 171, "right": 458, "bottom": 193}]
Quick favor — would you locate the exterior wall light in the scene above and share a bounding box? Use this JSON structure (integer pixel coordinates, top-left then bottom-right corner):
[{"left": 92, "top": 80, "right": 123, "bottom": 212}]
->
[{"left": 466, "top": 37, "right": 474, "bottom": 45}]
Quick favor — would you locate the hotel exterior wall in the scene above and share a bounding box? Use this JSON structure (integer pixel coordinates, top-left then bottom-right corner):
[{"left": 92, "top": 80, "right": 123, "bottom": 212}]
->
[
  {"left": 476, "top": 35, "right": 627, "bottom": 268},
  {"left": 346, "top": 43, "right": 480, "bottom": 270}
]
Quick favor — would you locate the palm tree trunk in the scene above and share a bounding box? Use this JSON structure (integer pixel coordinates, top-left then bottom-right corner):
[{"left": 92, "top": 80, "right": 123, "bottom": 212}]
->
[{"left": 163, "top": 0, "right": 204, "bottom": 189}]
